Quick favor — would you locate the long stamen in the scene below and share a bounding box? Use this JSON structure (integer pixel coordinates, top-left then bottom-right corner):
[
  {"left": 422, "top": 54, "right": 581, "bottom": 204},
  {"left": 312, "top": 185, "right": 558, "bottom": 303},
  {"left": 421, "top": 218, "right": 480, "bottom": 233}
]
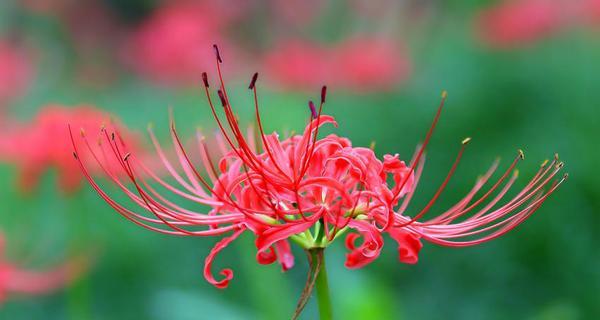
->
[
  {"left": 172, "top": 124, "right": 274, "bottom": 226},
  {"left": 204, "top": 67, "right": 263, "bottom": 176},
  {"left": 211, "top": 46, "right": 266, "bottom": 173},
  {"left": 418, "top": 173, "right": 567, "bottom": 247},
  {"left": 202, "top": 72, "right": 283, "bottom": 192},
  {"left": 214, "top": 68, "right": 285, "bottom": 187},
  {"left": 249, "top": 72, "right": 292, "bottom": 181},
  {"left": 397, "top": 146, "right": 426, "bottom": 215},
  {"left": 72, "top": 126, "right": 239, "bottom": 235},
  {"left": 299, "top": 86, "right": 327, "bottom": 178},
  {"left": 330, "top": 183, "right": 365, "bottom": 241},
  {"left": 397, "top": 137, "right": 471, "bottom": 228},
  {"left": 453, "top": 151, "right": 523, "bottom": 215},
  {"left": 383, "top": 91, "right": 447, "bottom": 231},
  {"left": 421, "top": 158, "right": 562, "bottom": 232}
]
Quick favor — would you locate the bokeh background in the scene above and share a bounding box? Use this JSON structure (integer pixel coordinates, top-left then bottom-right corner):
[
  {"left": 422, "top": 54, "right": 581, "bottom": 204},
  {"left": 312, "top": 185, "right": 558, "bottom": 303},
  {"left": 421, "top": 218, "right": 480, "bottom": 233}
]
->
[{"left": 0, "top": 0, "right": 598, "bottom": 319}]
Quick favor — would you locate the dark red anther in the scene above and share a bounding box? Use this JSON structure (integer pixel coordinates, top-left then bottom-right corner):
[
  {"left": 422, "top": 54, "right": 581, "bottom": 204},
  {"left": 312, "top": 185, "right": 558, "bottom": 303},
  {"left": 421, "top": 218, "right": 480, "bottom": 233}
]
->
[
  {"left": 321, "top": 86, "right": 327, "bottom": 104},
  {"left": 218, "top": 89, "right": 227, "bottom": 107},
  {"left": 202, "top": 72, "right": 209, "bottom": 88},
  {"left": 308, "top": 101, "right": 317, "bottom": 119},
  {"left": 249, "top": 72, "right": 258, "bottom": 90},
  {"left": 213, "top": 44, "right": 222, "bottom": 63}
]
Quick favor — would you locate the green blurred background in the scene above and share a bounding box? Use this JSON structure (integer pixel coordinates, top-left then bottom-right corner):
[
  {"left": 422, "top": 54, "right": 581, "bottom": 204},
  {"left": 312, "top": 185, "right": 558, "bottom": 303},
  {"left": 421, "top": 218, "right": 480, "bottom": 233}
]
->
[{"left": 0, "top": 0, "right": 598, "bottom": 319}]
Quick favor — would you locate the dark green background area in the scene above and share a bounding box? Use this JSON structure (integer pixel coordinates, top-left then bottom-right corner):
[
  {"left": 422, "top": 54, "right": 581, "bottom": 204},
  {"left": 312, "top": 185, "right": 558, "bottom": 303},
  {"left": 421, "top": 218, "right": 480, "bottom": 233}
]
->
[{"left": 0, "top": 1, "right": 598, "bottom": 319}]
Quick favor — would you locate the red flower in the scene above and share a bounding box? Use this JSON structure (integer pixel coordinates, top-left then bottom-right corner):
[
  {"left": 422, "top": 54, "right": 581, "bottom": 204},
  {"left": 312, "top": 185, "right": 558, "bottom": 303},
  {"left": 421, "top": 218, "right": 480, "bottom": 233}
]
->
[
  {"left": 268, "top": 0, "right": 323, "bottom": 27},
  {"left": 475, "top": 0, "right": 567, "bottom": 48},
  {"left": 0, "top": 41, "right": 33, "bottom": 106},
  {"left": 72, "top": 47, "right": 566, "bottom": 288},
  {"left": 0, "top": 232, "right": 86, "bottom": 303},
  {"left": 578, "top": 0, "right": 600, "bottom": 24},
  {"left": 122, "top": 1, "right": 244, "bottom": 85},
  {"left": 0, "top": 105, "right": 144, "bottom": 193},
  {"left": 264, "top": 37, "right": 411, "bottom": 92}
]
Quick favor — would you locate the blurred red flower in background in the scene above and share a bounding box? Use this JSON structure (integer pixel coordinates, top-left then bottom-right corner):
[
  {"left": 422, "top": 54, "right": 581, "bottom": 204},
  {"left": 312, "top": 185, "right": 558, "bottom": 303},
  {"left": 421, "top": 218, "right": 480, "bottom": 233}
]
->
[
  {"left": 264, "top": 37, "right": 411, "bottom": 92},
  {"left": 123, "top": 1, "right": 246, "bottom": 85},
  {"left": 0, "top": 232, "right": 86, "bottom": 303},
  {"left": 268, "top": 0, "right": 323, "bottom": 27},
  {"left": 475, "top": 0, "right": 567, "bottom": 48},
  {"left": 578, "top": 0, "right": 600, "bottom": 23},
  {"left": 0, "top": 41, "right": 33, "bottom": 107},
  {"left": 20, "top": 0, "right": 123, "bottom": 87},
  {"left": 0, "top": 105, "right": 144, "bottom": 193}
]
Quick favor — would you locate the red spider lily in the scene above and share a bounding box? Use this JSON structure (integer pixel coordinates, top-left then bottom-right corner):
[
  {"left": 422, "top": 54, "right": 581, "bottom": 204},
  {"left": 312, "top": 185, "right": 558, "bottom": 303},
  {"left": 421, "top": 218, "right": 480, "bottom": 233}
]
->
[
  {"left": 475, "top": 0, "right": 568, "bottom": 48},
  {"left": 579, "top": 0, "right": 600, "bottom": 24},
  {"left": 0, "top": 105, "right": 144, "bottom": 193},
  {"left": 122, "top": 1, "right": 246, "bottom": 85},
  {"left": 268, "top": 0, "right": 324, "bottom": 27},
  {"left": 264, "top": 37, "right": 411, "bottom": 92},
  {"left": 0, "top": 41, "right": 33, "bottom": 107},
  {"left": 476, "top": 0, "right": 600, "bottom": 48},
  {"left": 0, "top": 232, "right": 87, "bottom": 303},
  {"left": 71, "top": 46, "right": 566, "bottom": 290}
]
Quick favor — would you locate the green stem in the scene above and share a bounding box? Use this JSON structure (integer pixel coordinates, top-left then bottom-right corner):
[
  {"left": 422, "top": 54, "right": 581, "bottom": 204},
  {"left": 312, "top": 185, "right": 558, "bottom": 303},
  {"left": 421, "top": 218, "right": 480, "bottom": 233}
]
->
[{"left": 310, "top": 249, "right": 333, "bottom": 320}]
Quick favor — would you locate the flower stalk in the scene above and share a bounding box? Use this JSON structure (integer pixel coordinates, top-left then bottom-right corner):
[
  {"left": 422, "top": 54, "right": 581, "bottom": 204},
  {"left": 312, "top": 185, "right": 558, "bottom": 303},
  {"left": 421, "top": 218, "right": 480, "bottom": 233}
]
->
[
  {"left": 312, "top": 249, "right": 332, "bottom": 320},
  {"left": 293, "top": 248, "right": 333, "bottom": 320}
]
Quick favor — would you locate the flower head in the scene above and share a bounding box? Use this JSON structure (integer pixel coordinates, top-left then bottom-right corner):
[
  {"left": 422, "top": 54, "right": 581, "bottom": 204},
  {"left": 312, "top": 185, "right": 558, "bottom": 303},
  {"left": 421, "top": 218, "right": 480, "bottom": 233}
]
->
[
  {"left": 0, "top": 105, "right": 144, "bottom": 193},
  {"left": 0, "top": 41, "right": 33, "bottom": 107},
  {"left": 475, "top": 0, "right": 567, "bottom": 48},
  {"left": 72, "top": 46, "right": 566, "bottom": 288},
  {"left": 0, "top": 232, "right": 87, "bottom": 303},
  {"left": 122, "top": 2, "right": 244, "bottom": 85},
  {"left": 264, "top": 37, "right": 411, "bottom": 92}
]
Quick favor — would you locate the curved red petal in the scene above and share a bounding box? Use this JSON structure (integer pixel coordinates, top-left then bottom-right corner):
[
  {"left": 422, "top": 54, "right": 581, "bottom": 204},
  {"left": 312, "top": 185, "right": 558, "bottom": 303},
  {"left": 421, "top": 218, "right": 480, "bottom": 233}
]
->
[
  {"left": 344, "top": 220, "right": 384, "bottom": 269},
  {"left": 274, "top": 240, "right": 295, "bottom": 271},
  {"left": 255, "top": 219, "right": 316, "bottom": 254},
  {"left": 389, "top": 228, "right": 423, "bottom": 264},
  {"left": 256, "top": 246, "right": 277, "bottom": 265},
  {"left": 204, "top": 228, "right": 244, "bottom": 289}
]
